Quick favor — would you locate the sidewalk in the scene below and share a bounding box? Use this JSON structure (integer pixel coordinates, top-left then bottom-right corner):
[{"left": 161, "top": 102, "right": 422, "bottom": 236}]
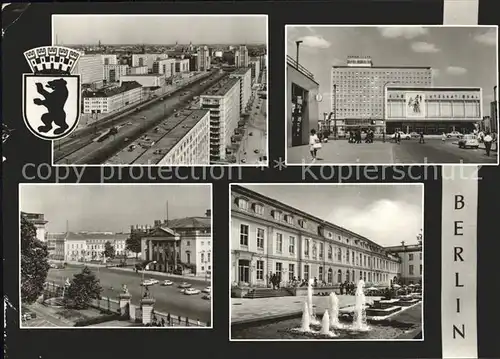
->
[{"left": 24, "top": 302, "right": 75, "bottom": 327}]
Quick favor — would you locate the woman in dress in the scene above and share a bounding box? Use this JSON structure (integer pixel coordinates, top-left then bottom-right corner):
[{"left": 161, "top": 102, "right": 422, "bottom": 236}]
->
[{"left": 309, "top": 129, "right": 320, "bottom": 161}]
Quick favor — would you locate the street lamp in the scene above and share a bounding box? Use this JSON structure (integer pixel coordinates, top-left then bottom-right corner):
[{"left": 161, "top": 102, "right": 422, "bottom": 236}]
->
[
  {"left": 295, "top": 41, "right": 303, "bottom": 66},
  {"left": 141, "top": 260, "right": 157, "bottom": 297},
  {"left": 382, "top": 81, "right": 400, "bottom": 143}
]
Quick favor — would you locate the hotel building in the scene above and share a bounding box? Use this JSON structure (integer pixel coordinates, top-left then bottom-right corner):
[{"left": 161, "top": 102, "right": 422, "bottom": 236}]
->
[
  {"left": 229, "top": 67, "right": 252, "bottom": 114},
  {"left": 103, "top": 64, "right": 129, "bottom": 83},
  {"left": 72, "top": 54, "right": 105, "bottom": 86},
  {"left": 201, "top": 77, "right": 241, "bottom": 163},
  {"left": 235, "top": 45, "right": 249, "bottom": 68},
  {"left": 197, "top": 46, "right": 211, "bottom": 71},
  {"left": 175, "top": 59, "right": 190, "bottom": 73},
  {"left": 231, "top": 185, "right": 401, "bottom": 288},
  {"left": 132, "top": 54, "right": 169, "bottom": 69},
  {"left": 386, "top": 86, "right": 482, "bottom": 134},
  {"left": 102, "top": 55, "right": 118, "bottom": 65},
  {"left": 329, "top": 56, "right": 432, "bottom": 136},
  {"left": 385, "top": 242, "right": 423, "bottom": 285},
  {"left": 249, "top": 59, "right": 260, "bottom": 84},
  {"left": 21, "top": 211, "right": 47, "bottom": 242},
  {"left": 287, "top": 55, "right": 320, "bottom": 147},
  {"left": 153, "top": 58, "right": 176, "bottom": 77},
  {"left": 82, "top": 81, "right": 142, "bottom": 115},
  {"left": 135, "top": 210, "right": 212, "bottom": 278}
]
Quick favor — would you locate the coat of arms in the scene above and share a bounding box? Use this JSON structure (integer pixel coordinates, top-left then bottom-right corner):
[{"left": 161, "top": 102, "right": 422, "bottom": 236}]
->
[{"left": 22, "top": 46, "right": 82, "bottom": 140}]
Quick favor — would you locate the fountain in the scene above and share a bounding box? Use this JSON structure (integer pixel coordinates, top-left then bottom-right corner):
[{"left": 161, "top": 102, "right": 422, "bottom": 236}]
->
[
  {"left": 352, "top": 279, "right": 370, "bottom": 331},
  {"left": 320, "top": 310, "right": 331, "bottom": 335},
  {"left": 328, "top": 292, "right": 341, "bottom": 328},
  {"left": 300, "top": 301, "right": 310, "bottom": 332}
]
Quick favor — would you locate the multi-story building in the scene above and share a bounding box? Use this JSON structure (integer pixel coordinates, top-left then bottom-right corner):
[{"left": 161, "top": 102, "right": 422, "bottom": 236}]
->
[
  {"left": 82, "top": 81, "right": 142, "bottom": 115},
  {"left": 104, "top": 64, "right": 129, "bottom": 83},
  {"left": 46, "top": 232, "right": 66, "bottom": 259},
  {"left": 197, "top": 46, "right": 211, "bottom": 71},
  {"left": 385, "top": 242, "right": 423, "bottom": 285},
  {"left": 119, "top": 74, "right": 165, "bottom": 88},
  {"left": 229, "top": 67, "right": 252, "bottom": 114},
  {"left": 152, "top": 58, "right": 176, "bottom": 77},
  {"left": 175, "top": 59, "right": 190, "bottom": 73},
  {"left": 235, "top": 45, "right": 249, "bottom": 68},
  {"left": 330, "top": 56, "right": 433, "bottom": 136},
  {"left": 189, "top": 55, "right": 198, "bottom": 72},
  {"left": 491, "top": 94, "right": 498, "bottom": 134},
  {"left": 72, "top": 54, "right": 104, "bottom": 86},
  {"left": 21, "top": 211, "right": 47, "bottom": 242},
  {"left": 386, "top": 86, "right": 482, "bottom": 134},
  {"left": 62, "top": 232, "right": 130, "bottom": 262},
  {"left": 231, "top": 185, "right": 401, "bottom": 287},
  {"left": 132, "top": 54, "right": 169, "bottom": 69},
  {"left": 102, "top": 54, "right": 118, "bottom": 65},
  {"left": 287, "top": 55, "right": 320, "bottom": 147},
  {"left": 201, "top": 77, "right": 241, "bottom": 163},
  {"left": 136, "top": 210, "right": 212, "bottom": 277},
  {"left": 129, "top": 66, "right": 149, "bottom": 75},
  {"left": 249, "top": 59, "right": 260, "bottom": 84}
]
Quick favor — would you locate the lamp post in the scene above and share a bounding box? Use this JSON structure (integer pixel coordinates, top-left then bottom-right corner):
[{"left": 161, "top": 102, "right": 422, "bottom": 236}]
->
[
  {"left": 382, "top": 81, "right": 400, "bottom": 143},
  {"left": 141, "top": 260, "right": 157, "bottom": 297},
  {"left": 295, "top": 41, "right": 303, "bottom": 66}
]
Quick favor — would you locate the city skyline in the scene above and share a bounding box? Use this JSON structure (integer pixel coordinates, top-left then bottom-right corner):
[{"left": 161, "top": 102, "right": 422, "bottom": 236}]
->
[
  {"left": 287, "top": 26, "right": 498, "bottom": 116},
  {"left": 20, "top": 185, "right": 212, "bottom": 233},
  {"left": 53, "top": 15, "right": 267, "bottom": 46},
  {"left": 239, "top": 184, "right": 423, "bottom": 247}
]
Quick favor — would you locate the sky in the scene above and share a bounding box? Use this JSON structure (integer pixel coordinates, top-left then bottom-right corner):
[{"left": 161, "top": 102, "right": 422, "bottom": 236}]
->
[
  {"left": 240, "top": 184, "right": 423, "bottom": 247},
  {"left": 53, "top": 15, "right": 267, "bottom": 45},
  {"left": 20, "top": 185, "right": 211, "bottom": 233},
  {"left": 287, "top": 26, "right": 498, "bottom": 116}
]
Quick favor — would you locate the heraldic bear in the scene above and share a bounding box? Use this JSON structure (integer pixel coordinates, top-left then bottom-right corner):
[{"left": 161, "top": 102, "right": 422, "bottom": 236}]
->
[{"left": 33, "top": 78, "right": 69, "bottom": 135}]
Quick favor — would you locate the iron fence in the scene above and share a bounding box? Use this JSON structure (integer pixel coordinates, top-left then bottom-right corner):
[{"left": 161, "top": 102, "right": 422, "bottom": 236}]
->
[{"left": 151, "top": 310, "right": 208, "bottom": 327}]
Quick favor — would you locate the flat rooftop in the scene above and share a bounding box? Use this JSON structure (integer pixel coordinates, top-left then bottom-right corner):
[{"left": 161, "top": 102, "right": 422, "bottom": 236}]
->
[
  {"left": 201, "top": 77, "right": 239, "bottom": 97},
  {"left": 107, "top": 109, "right": 209, "bottom": 165},
  {"left": 231, "top": 67, "right": 251, "bottom": 76},
  {"left": 83, "top": 81, "right": 141, "bottom": 98},
  {"left": 121, "top": 74, "right": 163, "bottom": 77}
]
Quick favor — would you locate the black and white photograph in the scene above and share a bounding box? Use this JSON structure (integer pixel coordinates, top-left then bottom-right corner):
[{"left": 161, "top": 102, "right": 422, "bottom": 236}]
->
[
  {"left": 19, "top": 183, "right": 212, "bottom": 328},
  {"left": 51, "top": 14, "right": 268, "bottom": 166},
  {"left": 286, "top": 25, "right": 498, "bottom": 165},
  {"left": 230, "top": 184, "right": 423, "bottom": 340}
]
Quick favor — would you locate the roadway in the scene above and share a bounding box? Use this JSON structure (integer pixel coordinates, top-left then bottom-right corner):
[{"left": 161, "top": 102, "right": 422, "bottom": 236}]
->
[
  {"left": 287, "top": 138, "right": 497, "bottom": 164},
  {"left": 54, "top": 70, "right": 227, "bottom": 165},
  {"left": 238, "top": 94, "right": 267, "bottom": 164},
  {"left": 47, "top": 266, "right": 211, "bottom": 323}
]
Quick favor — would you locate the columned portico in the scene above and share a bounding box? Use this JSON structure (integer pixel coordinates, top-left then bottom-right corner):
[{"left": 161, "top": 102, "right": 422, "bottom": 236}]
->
[{"left": 141, "top": 226, "right": 181, "bottom": 273}]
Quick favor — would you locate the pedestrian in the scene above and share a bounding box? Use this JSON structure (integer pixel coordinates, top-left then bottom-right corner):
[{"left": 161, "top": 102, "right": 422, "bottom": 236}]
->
[
  {"left": 483, "top": 132, "right": 493, "bottom": 156},
  {"left": 309, "top": 129, "right": 321, "bottom": 161},
  {"left": 178, "top": 315, "right": 181, "bottom": 325},
  {"left": 419, "top": 131, "right": 425, "bottom": 144},
  {"left": 441, "top": 132, "right": 446, "bottom": 142},
  {"left": 167, "top": 313, "right": 171, "bottom": 326},
  {"left": 397, "top": 132, "right": 401, "bottom": 144},
  {"left": 197, "top": 318, "right": 201, "bottom": 326},
  {"left": 161, "top": 318, "right": 165, "bottom": 327},
  {"left": 185, "top": 317, "right": 189, "bottom": 326}
]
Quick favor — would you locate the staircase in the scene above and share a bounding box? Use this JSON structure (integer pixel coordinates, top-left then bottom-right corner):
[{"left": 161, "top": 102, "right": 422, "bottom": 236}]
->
[{"left": 243, "top": 287, "right": 293, "bottom": 299}]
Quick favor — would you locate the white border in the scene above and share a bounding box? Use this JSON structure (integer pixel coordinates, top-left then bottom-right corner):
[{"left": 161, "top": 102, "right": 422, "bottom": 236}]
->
[
  {"left": 284, "top": 25, "right": 499, "bottom": 167},
  {"left": 50, "top": 14, "right": 269, "bottom": 168},
  {"left": 18, "top": 182, "right": 213, "bottom": 329},
  {"left": 228, "top": 182, "right": 425, "bottom": 342}
]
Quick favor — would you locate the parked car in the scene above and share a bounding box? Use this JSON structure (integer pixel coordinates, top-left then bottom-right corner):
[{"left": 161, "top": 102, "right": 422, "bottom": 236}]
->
[
  {"left": 390, "top": 131, "right": 411, "bottom": 140},
  {"left": 202, "top": 286, "right": 211, "bottom": 294},
  {"left": 141, "top": 279, "right": 159, "bottom": 286},
  {"left": 202, "top": 294, "right": 211, "bottom": 300},
  {"left": 249, "top": 132, "right": 253, "bottom": 136},
  {"left": 447, "top": 131, "right": 463, "bottom": 138},
  {"left": 458, "top": 134, "right": 479, "bottom": 149},
  {"left": 183, "top": 288, "right": 201, "bottom": 295},
  {"left": 240, "top": 158, "right": 247, "bottom": 163},
  {"left": 124, "top": 137, "right": 130, "bottom": 142},
  {"left": 409, "top": 132, "right": 420, "bottom": 138},
  {"left": 161, "top": 280, "right": 173, "bottom": 286},
  {"left": 253, "top": 149, "right": 259, "bottom": 154},
  {"left": 178, "top": 282, "right": 192, "bottom": 289}
]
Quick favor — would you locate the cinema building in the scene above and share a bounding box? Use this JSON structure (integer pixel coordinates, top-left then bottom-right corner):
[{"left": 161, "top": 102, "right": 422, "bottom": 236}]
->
[
  {"left": 286, "top": 55, "right": 320, "bottom": 147},
  {"left": 231, "top": 185, "right": 401, "bottom": 289},
  {"left": 385, "top": 86, "right": 482, "bottom": 134}
]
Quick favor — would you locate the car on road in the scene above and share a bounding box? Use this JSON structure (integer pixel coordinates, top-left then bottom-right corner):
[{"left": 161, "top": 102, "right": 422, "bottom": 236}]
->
[
  {"left": 202, "top": 294, "right": 211, "bottom": 300},
  {"left": 409, "top": 132, "right": 420, "bottom": 138},
  {"left": 447, "top": 131, "right": 463, "bottom": 138},
  {"left": 390, "top": 131, "right": 411, "bottom": 140},
  {"left": 161, "top": 280, "right": 173, "bottom": 286},
  {"left": 183, "top": 288, "right": 201, "bottom": 295},
  {"left": 140, "top": 116, "right": 146, "bottom": 120},
  {"left": 202, "top": 286, "right": 211, "bottom": 294},
  {"left": 253, "top": 149, "right": 259, "bottom": 154},
  {"left": 124, "top": 138, "right": 130, "bottom": 142},
  {"left": 249, "top": 132, "right": 253, "bottom": 136},
  {"left": 178, "top": 282, "right": 192, "bottom": 289},
  {"left": 141, "top": 279, "right": 159, "bottom": 286},
  {"left": 240, "top": 159, "right": 246, "bottom": 163},
  {"left": 458, "top": 134, "right": 479, "bottom": 149},
  {"left": 127, "top": 122, "right": 133, "bottom": 125},
  {"left": 128, "top": 145, "right": 137, "bottom": 151}
]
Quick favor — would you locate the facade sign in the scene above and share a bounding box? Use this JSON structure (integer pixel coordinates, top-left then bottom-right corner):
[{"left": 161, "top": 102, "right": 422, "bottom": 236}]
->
[{"left": 405, "top": 92, "right": 426, "bottom": 118}]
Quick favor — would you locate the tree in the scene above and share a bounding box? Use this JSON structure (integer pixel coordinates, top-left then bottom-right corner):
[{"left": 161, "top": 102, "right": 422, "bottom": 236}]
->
[
  {"left": 21, "top": 216, "right": 50, "bottom": 304},
  {"left": 126, "top": 232, "right": 142, "bottom": 259},
  {"left": 103, "top": 241, "right": 115, "bottom": 259},
  {"left": 65, "top": 266, "right": 102, "bottom": 309}
]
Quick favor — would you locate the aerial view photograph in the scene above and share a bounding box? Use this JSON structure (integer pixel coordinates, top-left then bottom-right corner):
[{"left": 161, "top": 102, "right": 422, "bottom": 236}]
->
[{"left": 51, "top": 14, "right": 268, "bottom": 166}]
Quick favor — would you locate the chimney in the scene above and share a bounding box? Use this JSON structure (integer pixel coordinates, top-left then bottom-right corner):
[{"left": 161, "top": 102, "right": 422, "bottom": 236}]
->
[{"left": 205, "top": 209, "right": 211, "bottom": 217}]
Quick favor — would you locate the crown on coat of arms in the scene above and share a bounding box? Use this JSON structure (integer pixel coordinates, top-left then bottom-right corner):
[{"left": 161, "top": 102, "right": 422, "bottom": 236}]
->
[{"left": 24, "top": 46, "right": 81, "bottom": 75}]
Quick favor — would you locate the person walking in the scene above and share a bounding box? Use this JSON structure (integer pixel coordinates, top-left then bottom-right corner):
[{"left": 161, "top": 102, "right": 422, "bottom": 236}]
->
[
  {"left": 483, "top": 131, "right": 493, "bottom": 156},
  {"left": 441, "top": 132, "right": 447, "bottom": 142},
  {"left": 419, "top": 131, "right": 425, "bottom": 144},
  {"left": 309, "top": 129, "right": 321, "bottom": 161},
  {"left": 397, "top": 131, "right": 401, "bottom": 144}
]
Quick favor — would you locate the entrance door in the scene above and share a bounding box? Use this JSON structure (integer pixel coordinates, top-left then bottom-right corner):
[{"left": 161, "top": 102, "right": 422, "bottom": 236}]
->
[
  {"left": 238, "top": 260, "right": 250, "bottom": 284},
  {"left": 291, "top": 83, "right": 308, "bottom": 147}
]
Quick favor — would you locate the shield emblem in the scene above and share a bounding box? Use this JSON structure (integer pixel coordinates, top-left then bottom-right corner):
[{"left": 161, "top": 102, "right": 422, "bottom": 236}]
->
[{"left": 23, "top": 74, "right": 81, "bottom": 140}]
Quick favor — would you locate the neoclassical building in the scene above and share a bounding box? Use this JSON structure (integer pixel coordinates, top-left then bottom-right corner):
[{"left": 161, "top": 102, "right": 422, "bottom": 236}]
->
[{"left": 231, "top": 185, "right": 401, "bottom": 288}]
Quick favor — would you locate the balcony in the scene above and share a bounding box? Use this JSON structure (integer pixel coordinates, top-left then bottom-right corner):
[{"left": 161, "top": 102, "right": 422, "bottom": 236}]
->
[{"left": 287, "top": 55, "right": 317, "bottom": 84}]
